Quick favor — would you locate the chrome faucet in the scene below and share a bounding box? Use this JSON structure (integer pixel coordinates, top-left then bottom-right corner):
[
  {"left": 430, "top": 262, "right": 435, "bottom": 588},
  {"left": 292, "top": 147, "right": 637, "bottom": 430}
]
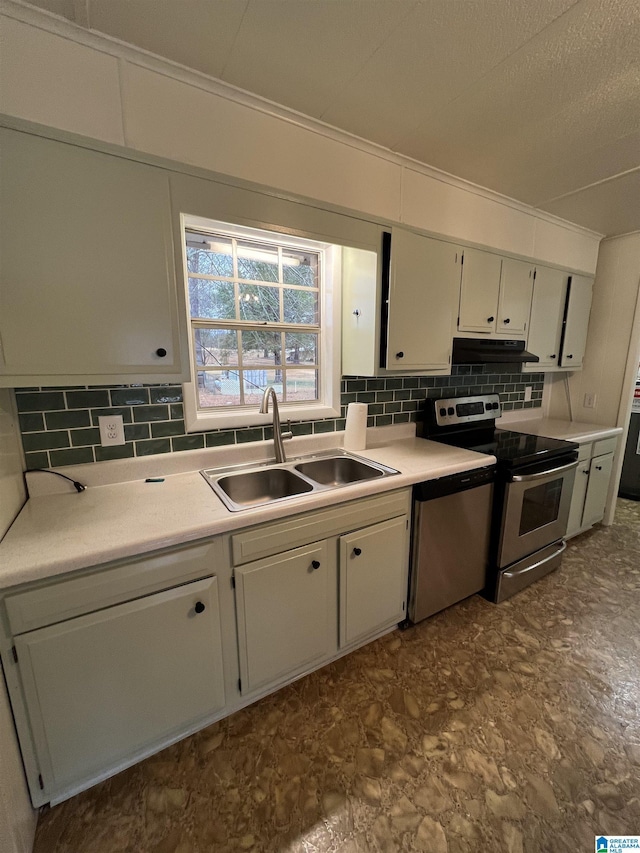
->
[{"left": 259, "top": 386, "right": 293, "bottom": 463}]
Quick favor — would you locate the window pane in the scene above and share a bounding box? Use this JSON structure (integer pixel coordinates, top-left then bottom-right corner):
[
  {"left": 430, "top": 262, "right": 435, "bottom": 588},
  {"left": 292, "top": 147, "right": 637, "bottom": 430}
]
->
[
  {"left": 283, "top": 250, "right": 318, "bottom": 287},
  {"left": 194, "top": 328, "right": 239, "bottom": 367},
  {"left": 188, "top": 278, "right": 235, "bottom": 320},
  {"left": 286, "top": 370, "right": 318, "bottom": 402},
  {"left": 242, "top": 330, "right": 281, "bottom": 363},
  {"left": 197, "top": 370, "right": 243, "bottom": 409},
  {"left": 237, "top": 240, "right": 279, "bottom": 282},
  {"left": 244, "top": 370, "right": 282, "bottom": 407},
  {"left": 239, "top": 284, "right": 280, "bottom": 323},
  {"left": 285, "top": 332, "right": 318, "bottom": 365},
  {"left": 186, "top": 236, "right": 233, "bottom": 277},
  {"left": 283, "top": 288, "right": 319, "bottom": 324}
]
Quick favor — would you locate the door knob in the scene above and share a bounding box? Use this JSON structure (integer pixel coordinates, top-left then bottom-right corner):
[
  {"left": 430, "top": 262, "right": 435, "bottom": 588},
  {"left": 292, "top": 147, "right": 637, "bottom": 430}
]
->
[
  {"left": 550, "top": 354, "right": 557, "bottom": 359},
  {"left": 566, "top": 354, "right": 574, "bottom": 359},
  {"left": 396, "top": 352, "right": 404, "bottom": 359},
  {"left": 156, "top": 348, "right": 167, "bottom": 358},
  {"left": 503, "top": 318, "right": 511, "bottom": 324},
  {"left": 194, "top": 601, "right": 206, "bottom": 614},
  {"left": 487, "top": 316, "right": 494, "bottom": 323},
  {"left": 353, "top": 547, "right": 362, "bottom": 556},
  {"left": 311, "top": 560, "right": 321, "bottom": 570}
]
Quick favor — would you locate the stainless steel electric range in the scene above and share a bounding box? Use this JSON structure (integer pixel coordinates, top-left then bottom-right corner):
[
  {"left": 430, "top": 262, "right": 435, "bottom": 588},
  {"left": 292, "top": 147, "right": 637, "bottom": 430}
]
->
[{"left": 417, "top": 394, "right": 579, "bottom": 603}]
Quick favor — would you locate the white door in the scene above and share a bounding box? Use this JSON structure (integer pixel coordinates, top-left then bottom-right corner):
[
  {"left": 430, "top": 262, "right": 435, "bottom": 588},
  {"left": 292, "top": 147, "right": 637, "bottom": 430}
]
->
[
  {"left": 560, "top": 275, "right": 594, "bottom": 369},
  {"left": 565, "top": 459, "right": 590, "bottom": 538},
  {"left": 15, "top": 577, "right": 225, "bottom": 796},
  {"left": 234, "top": 540, "right": 333, "bottom": 694},
  {"left": 339, "top": 516, "right": 408, "bottom": 647},
  {"left": 525, "top": 267, "right": 567, "bottom": 370},
  {"left": 582, "top": 453, "right": 614, "bottom": 527},
  {"left": 457, "top": 248, "right": 502, "bottom": 334},
  {"left": 496, "top": 258, "right": 534, "bottom": 336},
  {"left": 386, "top": 230, "right": 460, "bottom": 370}
]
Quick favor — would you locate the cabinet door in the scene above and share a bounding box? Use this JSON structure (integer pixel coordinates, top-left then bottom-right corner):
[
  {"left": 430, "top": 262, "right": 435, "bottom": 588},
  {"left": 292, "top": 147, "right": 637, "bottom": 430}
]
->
[
  {"left": 15, "top": 577, "right": 225, "bottom": 796},
  {"left": 339, "top": 516, "right": 408, "bottom": 647},
  {"left": 565, "top": 459, "right": 590, "bottom": 538},
  {"left": 458, "top": 248, "right": 502, "bottom": 333},
  {"left": 234, "top": 540, "right": 333, "bottom": 694},
  {"left": 560, "top": 274, "right": 593, "bottom": 369},
  {"left": 496, "top": 258, "right": 534, "bottom": 336},
  {"left": 386, "top": 230, "right": 460, "bottom": 370},
  {"left": 0, "top": 128, "right": 184, "bottom": 385},
  {"left": 582, "top": 453, "right": 614, "bottom": 527},
  {"left": 525, "top": 266, "right": 567, "bottom": 370}
]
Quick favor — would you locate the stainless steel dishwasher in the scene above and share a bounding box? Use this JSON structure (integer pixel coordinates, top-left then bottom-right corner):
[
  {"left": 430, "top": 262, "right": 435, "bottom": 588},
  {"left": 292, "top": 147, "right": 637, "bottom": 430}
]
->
[{"left": 407, "top": 466, "right": 495, "bottom": 623}]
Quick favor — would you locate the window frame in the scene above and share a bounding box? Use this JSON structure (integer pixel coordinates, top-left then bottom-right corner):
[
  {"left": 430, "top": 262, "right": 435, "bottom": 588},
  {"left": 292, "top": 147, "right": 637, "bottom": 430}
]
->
[{"left": 181, "top": 214, "right": 342, "bottom": 432}]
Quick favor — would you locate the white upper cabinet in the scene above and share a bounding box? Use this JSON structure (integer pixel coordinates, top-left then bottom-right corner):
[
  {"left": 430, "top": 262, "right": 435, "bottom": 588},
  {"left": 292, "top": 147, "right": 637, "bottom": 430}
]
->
[
  {"left": 458, "top": 249, "right": 534, "bottom": 338},
  {"left": 497, "top": 258, "right": 535, "bottom": 336},
  {"left": 385, "top": 229, "right": 460, "bottom": 371},
  {"left": 342, "top": 228, "right": 460, "bottom": 375},
  {"left": 559, "top": 274, "right": 593, "bottom": 369},
  {"left": 457, "top": 248, "right": 503, "bottom": 334},
  {"left": 0, "top": 128, "right": 187, "bottom": 386},
  {"left": 525, "top": 266, "right": 568, "bottom": 370}
]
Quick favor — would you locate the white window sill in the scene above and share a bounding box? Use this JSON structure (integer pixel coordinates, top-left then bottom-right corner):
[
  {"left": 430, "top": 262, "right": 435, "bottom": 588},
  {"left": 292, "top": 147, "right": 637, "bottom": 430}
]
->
[{"left": 183, "top": 388, "right": 341, "bottom": 433}]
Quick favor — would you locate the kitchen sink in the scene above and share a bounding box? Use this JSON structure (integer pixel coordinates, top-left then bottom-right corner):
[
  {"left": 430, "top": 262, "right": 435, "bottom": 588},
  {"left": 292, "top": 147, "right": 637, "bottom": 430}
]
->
[
  {"left": 215, "top": 468, "right": 313, "bottom": 509},
  {"left": 294, "top": 456, "right": 385, "bottom": 486},
  {"left": 201, "top": 449, "right": 398, "bottom": 511}
]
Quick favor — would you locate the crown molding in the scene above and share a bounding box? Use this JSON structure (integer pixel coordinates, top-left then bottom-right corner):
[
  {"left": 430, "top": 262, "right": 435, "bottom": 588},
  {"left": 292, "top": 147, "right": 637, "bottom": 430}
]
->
[{"left": 1, "top": 0, "right": 603, "bottom": 240}]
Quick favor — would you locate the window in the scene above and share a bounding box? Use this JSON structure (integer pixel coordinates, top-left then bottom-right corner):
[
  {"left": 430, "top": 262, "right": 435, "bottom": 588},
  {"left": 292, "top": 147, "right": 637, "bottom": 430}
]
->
[{"left": 181, "top": 216, "right": 341, "bottom": 431}]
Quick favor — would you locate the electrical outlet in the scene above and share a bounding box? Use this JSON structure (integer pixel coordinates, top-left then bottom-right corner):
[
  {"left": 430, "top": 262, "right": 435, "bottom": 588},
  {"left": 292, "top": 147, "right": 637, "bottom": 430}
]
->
[
  {"left": 524, "top": 386, "right": 533, "bottom": 402},
  {"left": 98, "top": 415, "right": 125, "bottom": 446},
  {"left": 583, "top": 392, "right": 597, "bottom": 409}
]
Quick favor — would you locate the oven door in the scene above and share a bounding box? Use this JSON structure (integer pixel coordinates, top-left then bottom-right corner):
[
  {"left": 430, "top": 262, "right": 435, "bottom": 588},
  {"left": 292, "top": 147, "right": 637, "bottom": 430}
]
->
[{"left": 497, "top": 457, "right": 578, "bottom": 568}]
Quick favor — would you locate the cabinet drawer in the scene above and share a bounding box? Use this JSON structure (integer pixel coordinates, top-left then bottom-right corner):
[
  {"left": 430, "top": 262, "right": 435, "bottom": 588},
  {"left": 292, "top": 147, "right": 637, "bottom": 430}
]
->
[
  {"left": 231, "top": 489, "right": 410, "bottom": 565},
  {"left": 593, "top": 436, "right": 618, "bottom": 457},
  {"left": 5, "top": 539, "right": 221, "bottom": 635}
]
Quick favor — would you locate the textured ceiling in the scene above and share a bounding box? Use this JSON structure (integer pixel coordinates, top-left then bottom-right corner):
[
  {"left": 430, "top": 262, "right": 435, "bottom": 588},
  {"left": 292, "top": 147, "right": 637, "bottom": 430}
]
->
[{"left": 26, "top": 0, "right": 640, "bottom": 237}]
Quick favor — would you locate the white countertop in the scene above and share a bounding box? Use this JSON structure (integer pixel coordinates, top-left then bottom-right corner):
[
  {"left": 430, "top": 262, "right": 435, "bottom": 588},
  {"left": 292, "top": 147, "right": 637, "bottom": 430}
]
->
[
  {"left": 0, "top": 428, "right": 496, "bottom": 589},
  {"left": 501, "top": 417, "right": 623, "bottom": 444}
]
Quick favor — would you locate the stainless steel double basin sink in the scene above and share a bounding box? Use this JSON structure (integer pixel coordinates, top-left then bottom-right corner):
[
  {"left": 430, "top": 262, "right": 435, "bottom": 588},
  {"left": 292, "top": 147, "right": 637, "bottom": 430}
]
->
[{"left": 201, "top": 449, "right": 399, "bottom": 511}]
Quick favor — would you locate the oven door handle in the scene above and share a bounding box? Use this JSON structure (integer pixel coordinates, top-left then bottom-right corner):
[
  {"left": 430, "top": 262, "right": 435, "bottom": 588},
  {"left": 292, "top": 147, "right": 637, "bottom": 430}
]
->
[
  {"left": 509, "top": 460, "right": 578, "bottom": 483},
  {"left": 502, "top": 541, "right": 567, "bottom": 579}
]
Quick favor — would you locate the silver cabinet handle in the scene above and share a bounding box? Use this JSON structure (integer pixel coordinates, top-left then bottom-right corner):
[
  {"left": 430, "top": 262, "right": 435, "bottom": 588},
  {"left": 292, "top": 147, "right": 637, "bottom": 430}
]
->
[{"left": 510, "top": 459, "right": 578, "bottom": 482}]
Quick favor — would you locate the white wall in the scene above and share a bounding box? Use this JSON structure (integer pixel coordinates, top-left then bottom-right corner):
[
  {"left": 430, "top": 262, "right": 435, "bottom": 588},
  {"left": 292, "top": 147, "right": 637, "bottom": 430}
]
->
[
  {"left": 0, "top": 390, "right": 35, "bottom": 853},
  {"left": 0, "top": 5, "right": 601, "bottom": 273},
  {"left": 548, "top": 233, "right": 640, "bottom": 426},
  {"left": 548, "top": 232, "right": 640, "bottom": 524}
]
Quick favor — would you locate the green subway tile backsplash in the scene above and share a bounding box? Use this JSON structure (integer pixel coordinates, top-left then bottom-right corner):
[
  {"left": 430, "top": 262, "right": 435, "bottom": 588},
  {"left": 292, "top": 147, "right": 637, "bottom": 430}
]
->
[{"left": 16, "top": 369, "right": 544, "bottom": 469}]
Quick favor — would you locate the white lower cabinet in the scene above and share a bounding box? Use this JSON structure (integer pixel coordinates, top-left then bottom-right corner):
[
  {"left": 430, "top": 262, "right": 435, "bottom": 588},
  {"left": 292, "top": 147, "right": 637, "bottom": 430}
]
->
[
  {"left": 566, "top": 459, "right": 591, "bottom": 538},
  {"left": 565, "top": 437, "right": 618, "bottom": 538},
  {"left": 582, "top": 452, "right": 615, "bottom": 528},
  {"left": 339, "top": 516, "right": 407, "bottom": 647},
  {"left": 2, "top": 489, "right": 411, "bottom": 806},
  {"left": 234, "top": 541, "right": 332, "bottom": 694},
  {"left": 14, "top": 576, "right": 225, "bottom": 800}
]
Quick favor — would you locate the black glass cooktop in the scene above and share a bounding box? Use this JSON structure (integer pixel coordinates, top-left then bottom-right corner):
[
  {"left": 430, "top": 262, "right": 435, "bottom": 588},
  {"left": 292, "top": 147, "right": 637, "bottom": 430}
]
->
[{"left": 433, "top": 428, "right": 578, "bottom": 469}]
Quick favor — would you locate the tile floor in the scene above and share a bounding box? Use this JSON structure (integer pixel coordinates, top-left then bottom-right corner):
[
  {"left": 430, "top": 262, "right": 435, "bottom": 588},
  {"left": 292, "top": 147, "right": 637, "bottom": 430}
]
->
[{"left": 33, "top": 500, "right": 640, "bottom": 852}]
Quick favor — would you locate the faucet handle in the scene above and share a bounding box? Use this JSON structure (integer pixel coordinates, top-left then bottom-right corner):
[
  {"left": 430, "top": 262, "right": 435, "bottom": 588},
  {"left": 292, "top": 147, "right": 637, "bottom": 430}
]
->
[{"left": 282, "top": 419, "right": 293, "bottom": 440}]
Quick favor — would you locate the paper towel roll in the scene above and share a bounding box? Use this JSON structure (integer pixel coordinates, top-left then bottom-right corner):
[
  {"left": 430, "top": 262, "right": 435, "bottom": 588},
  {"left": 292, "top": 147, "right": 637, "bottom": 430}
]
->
[{"left": 344, "top": 402, "right": 368, "bottom": 450}]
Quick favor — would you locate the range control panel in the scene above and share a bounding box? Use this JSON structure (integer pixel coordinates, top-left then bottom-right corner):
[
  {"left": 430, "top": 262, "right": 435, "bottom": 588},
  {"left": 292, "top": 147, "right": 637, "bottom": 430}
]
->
[{"left": 433, "top": 394, "right": 501, "bottom": 427}]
